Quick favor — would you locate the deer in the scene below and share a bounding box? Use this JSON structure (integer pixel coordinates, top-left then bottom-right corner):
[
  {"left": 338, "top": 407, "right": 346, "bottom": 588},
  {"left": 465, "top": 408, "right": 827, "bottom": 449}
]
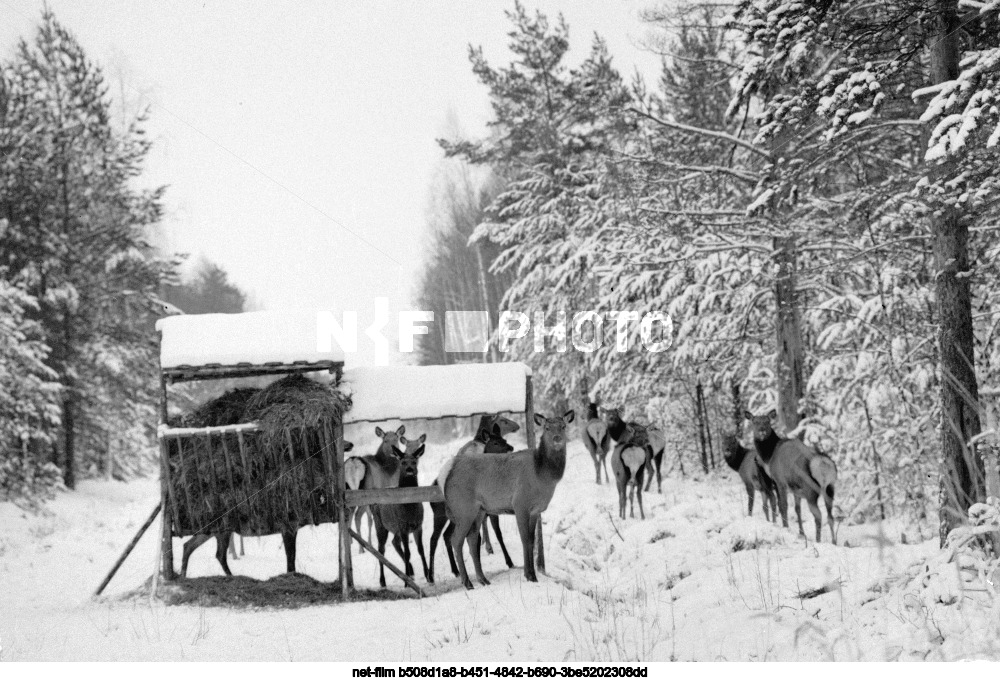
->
[
  {"left": 582, "top": 402, "right": 611, "bottom": 485},
  {"left": 441, "top": 410, "right": 575, "bottom": 589},
  {"left": 428, "top": 413, "right": 519, "bottom": 583},
  {"left": 722, "top": 432, "right": 777, "bottom": 522},
  {"left": 611, "top": 424, "right": 651, "bottom": 519},
  {"left": 372, "top": 433, "right": 430, "bottom": 587},
  {"left": 348, "top": 425, "right": 406, "bottom": 550},
  {"left": 181, "top": 440, "right": 355, "bottom": 577},
  {"left": 344, "top": 456, "right": 371, "bottom": 554},
  {"left": 745, "top": 410, "right": 838, "bottom": 543}
]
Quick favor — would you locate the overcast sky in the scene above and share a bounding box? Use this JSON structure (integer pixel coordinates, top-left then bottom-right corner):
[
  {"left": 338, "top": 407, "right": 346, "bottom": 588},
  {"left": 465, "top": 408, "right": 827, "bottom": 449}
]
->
[{"left": 0, "top": 1, "right": 662, "bottom": 366}]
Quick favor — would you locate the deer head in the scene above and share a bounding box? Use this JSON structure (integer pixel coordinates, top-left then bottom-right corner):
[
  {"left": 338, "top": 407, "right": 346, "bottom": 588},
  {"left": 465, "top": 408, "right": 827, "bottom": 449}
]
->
[
  {"left": 744, "top": 410, "right": 777, "bottom": 442},
  {"left": 533, "top": 410, "right": 575, "bottom": 450},
  {"left": 397, "top": 433, "right": 426, "bottom": 481},
  {"left": 490, "top": 414, "right": 520, "bottom": 438},
  {"left": 374, "top": 425, "right": 406, "bottom": 459}
]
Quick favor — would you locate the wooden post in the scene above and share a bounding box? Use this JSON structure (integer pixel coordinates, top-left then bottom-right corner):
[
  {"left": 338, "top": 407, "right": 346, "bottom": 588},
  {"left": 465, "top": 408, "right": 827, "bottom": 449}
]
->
[
  {"left": 330, "top": 419, "right": 353, "bottom": 596},
  {"left": 158, "top": 362, "right": 175, "bottom": 581},
  {"left": 525, "top": 373, "right": 536, "bottom": 450},
  {"left": 95, "top": 503, "right": 161, "bottom": 596}
]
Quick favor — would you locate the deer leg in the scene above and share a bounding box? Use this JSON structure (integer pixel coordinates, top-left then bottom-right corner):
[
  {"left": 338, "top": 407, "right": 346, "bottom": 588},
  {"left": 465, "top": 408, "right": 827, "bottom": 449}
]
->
[
  {"left": 450, "top": 516, "right": 476, "bottom": 590},
  {"left": 354, "top": 505, "right": 367, "bottom": 554},
  {"left": 215, "top": 532, "right": 232, "bottom": 576},
  {"left": 636, "top": 470, "right": 646, "bottom": 521},
  {"left": 281, "top": 529, "right": 297, "bottom": 573},
  {"left": 825, "top": 485, "right": 837, "bottom": 544},
  {"left": 228, "top": 534, "right": 238, "bottom": 560},
  {"left": 490, "top": 515, "right": 514, "bottom": 568},
  {"left": 390, "top": 533, "right": 412, "bottom": 578},
  {"left": 428, "top": 512, "right": 447, "bottom": 584},
  {"left": 181, "top": 534, "right": 211, "bottom": 578},
  {"left": 481, "top": 515, "right": 495, "bottom": 555},
  {"left": 656, "top": 453, "right": 663, "bottom": 493},
  {"left": 470, "top": 517, "right": 490, "bottom": 587},
  {"left": 776, "top": 483, "right": 790, "bottom": 529},
  {"left": 516, "top": 509, "right": 537, "bottom": 582},
  {"left": 602, "top": 455, "right": 610, "bottom": 485},
  {"left": 534, "top": 515, "right": 545, "bottom": 575},
  {"left": 594, "top": 455, "right": 601, "bottom": 485},
  {"left": 443, "top": 522, "right": 459, "bottom": 576},
  {"left": 746, "top": 483, "right": 755, "bottom": 517},
  {"left": 627, "top": 480, "right": 636, "bottom": 519},
  {"left": 808, "top": 498, "right": 822, "bottom": 543},
  {"left": 794, "top": 495, "right": 806, "bottom": 537},
  {"left": 413, "top": 527, "right": 430, "bottom": 582},
  {"left": 376, "top": 523, "right": 390, "bottom": 588}
]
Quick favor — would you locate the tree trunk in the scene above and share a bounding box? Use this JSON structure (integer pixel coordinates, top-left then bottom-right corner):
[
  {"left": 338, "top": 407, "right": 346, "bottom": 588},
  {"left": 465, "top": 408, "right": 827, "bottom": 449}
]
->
[
  {"left": 929, "top": 0, "right": 984, "bottom": 546},
  {"left": 773, "top": 235, "right": 804, "bottom": 434},
  {"left": 62, "top": 395, "right": 75, "bottom": 489},
  {"left": 731, "top": 380, "right": 742, "bottom": 432},
  {"left": 695, "top": 381, "right": 709, "bottom": 473}
]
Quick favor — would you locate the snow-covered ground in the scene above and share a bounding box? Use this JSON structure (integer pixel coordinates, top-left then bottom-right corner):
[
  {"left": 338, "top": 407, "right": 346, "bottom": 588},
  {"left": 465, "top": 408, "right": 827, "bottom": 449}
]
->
[{"left": 2, "top": 434, "right": 998, "bottom": 661}]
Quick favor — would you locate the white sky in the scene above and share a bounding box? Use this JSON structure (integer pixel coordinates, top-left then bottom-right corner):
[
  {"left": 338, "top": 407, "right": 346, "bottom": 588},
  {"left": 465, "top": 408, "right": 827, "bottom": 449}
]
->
[{"left": 0, "top": 1, "right": 663, "bottom": 366}]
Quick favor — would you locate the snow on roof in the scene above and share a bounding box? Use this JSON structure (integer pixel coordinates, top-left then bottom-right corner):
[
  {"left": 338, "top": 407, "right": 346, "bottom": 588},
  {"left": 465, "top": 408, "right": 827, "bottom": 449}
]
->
[
  {"left": 342, "top": 362, "right": 532, "bottom": 423},
  {"left": 156, "top": 310, "right": 345, "bottom": 369}
]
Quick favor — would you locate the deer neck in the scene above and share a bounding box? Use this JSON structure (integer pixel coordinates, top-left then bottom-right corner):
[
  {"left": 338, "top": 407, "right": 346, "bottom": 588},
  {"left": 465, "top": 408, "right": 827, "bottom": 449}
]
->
[
  {"left": 607, "top": 417, "right": 627, "bottom": 442},
  {"left": 534, "top": 438, "right": 567, "bottom": 481},
  {"left": 398, "top": 469, "right": 418, "bottom": 488},
  {"left": 752, "top": 430, "right": 781, "bottom": 464},
  {"left": 374, "top": 443, "right": 399, "bottom": 470},
  {"left": 586, "top": 405, "right": 599, "bottom": 421}
]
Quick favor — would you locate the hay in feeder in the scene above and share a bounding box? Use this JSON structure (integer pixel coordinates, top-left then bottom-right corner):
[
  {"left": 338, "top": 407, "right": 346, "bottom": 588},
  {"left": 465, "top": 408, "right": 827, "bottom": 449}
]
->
[
  {"left": 127, "top": 573, "right": 412, "bottom": 609},
  {"left": 165, "top": 374, "right": 352, "bottom": 539}
]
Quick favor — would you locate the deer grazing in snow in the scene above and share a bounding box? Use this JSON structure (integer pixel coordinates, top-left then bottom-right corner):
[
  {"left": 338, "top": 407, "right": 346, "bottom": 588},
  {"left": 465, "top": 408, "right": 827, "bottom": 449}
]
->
[
  {"left": 583, "top": 402, "right": 611, "bottom": 485},
  {"left": 745, "top": 410, "right": 838, "bottom": 543},
  {"left": 722, "top": 432, "right": 777, "bottom": 522},
  {"left": 441, "top": 410, "right": 575, "bottom": 589},
  {"left": 428, "top": 413, "right": 519, "bottom": 583},
  {"left": 181, "top": 440, "right": 356, "bottom": 577},
  {"left": 372, "top": 433, "right": 430, "bottom": 587}
]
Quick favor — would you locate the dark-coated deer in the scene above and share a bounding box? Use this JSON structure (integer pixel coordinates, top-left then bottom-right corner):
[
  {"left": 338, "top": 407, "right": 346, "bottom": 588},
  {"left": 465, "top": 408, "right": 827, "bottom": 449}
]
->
[
  {"left": 181, "top": 440, "right": 356, "bottom": 577},
  {"left": 372, "top": 433, "right": 430, "bottom": 587},
  {"left": 428, "top": 413, "right": 519, "bottom": 583},
  {"left": 745, "top": 410, "right": 838, "bottom": 543},
  {"left": 722, "top": 432, "right": 777, "bottom": 522},
  {"left": 442, "top": 410, "right": 575, "bottom": 589},
  {"left": 611, "top": 424, "right": 651, "bottom": 519},
  {"left": 583, "top": 402, "right": 611, "bottom": 485}
]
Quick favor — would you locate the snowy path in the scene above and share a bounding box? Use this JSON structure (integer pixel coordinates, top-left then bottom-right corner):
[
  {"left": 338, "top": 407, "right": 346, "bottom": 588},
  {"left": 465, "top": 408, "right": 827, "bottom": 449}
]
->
[{"left": 0, "top": 436, "right": 964, "bottom": 661}]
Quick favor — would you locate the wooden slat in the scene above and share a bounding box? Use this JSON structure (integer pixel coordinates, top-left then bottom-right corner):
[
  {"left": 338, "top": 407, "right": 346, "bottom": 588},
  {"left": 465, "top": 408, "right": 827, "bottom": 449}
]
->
[
  {"left": 163, "top": 361, "right": 343, "bottom": 384},
  {"left": 158, "top": 422, "right": 260, "bottom": 438},
  {"left": 348, "top": 529, "right": 423, "bottom": 597},
  {"left": 345, "top": 485, "right": 444, "bottom": 507}
]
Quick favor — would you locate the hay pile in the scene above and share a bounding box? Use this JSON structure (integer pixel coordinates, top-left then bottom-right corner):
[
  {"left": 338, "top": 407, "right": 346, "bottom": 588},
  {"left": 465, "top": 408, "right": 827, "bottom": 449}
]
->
[
  {"left": 126, "top": 573, "right": 412, "bottom": 609},
  {"left": 164, "top": 374, "right": 352, "bottom": 538}
]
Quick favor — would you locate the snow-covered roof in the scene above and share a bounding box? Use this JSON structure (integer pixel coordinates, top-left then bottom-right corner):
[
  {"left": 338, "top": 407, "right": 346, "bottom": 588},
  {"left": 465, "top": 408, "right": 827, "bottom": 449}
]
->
[
  {"left": 156, "top": 310, "right": 346, "bottom": 370},
  {"left": 342, "top": 362, "right": 532, "bottom": 423}
]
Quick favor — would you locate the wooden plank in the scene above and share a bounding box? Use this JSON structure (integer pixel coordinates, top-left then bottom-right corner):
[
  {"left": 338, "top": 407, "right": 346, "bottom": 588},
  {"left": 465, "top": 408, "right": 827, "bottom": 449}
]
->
[
  {"left": 95, "top": 503, "right": 161, "bottom": 596},
  {"left": 348, "top": 529, "right": 424, "bottom": 597},
  {"left": 163, "top": 361, "right": 343, "bottom": 384},
  {"left": 345, "top": 485, "right": 444, "bottom": 507},
  {"left": 158, "top": 363, "right": 175, "bottom": 581},
  {"left": 158, "top": 422, "right": 261, "bottom": 438}
]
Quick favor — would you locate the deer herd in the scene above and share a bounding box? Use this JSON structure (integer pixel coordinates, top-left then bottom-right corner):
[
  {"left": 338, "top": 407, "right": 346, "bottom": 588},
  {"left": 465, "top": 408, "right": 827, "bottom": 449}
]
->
[{"left": 182, "top": 400, "right": 839, "bottom": 590}]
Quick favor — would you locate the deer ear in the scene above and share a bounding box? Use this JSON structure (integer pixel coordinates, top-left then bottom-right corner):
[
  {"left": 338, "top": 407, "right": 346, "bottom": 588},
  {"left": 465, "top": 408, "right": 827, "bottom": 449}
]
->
[
  {"left": 564, "top": 409, "right": 575, "bottom": 424},
  {"left": 767, "top": 409, "right": 777, "bottom": 420},
  {"left": 533, "top": 413, "right": 546, "bottom": 426},
  {"left": 343, "top": 441, "right": 354, "bottom": 452},
  {"left": 399, "top": 435, "right": 408, "bottom": 446},
  {"left": 743, "top": 411, "right": 754, "bottom": 421},
  {"left": 375, "top": 426, "right": 385, "bottom": 438},
  {"left": 413, "top": 445, "right": 426, "bottom": 458},
  {"left": 396, "top": 425, "right": 406, "bottom": 436},
  {"left": 417, "top": 434, "right": 426, "bottom": 445}
]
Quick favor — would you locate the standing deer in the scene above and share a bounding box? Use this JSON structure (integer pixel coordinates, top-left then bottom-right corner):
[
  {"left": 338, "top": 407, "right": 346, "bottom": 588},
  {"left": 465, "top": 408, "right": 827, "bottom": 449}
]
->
[
  {"left": 428, "top": 413, "right": 519, "bottom": 583},
  {"left": 722, "top": 432, "right": 777, "bottom": 522},
  {"left": 611, "top": 424, "right": 651, "bottom": 519},
  {"left": 180, "top": 440, "right": 355, "bottom": 577},
  {"left": 344, "top": 456, "right": 371, "bottom": 554},
  {"left": 583, "top": 402, "right": 611, "bottom": 484},
  {"left": 442, "top": 410, "right": 575, "bottom": 589},
  {"left": 745, "top": 410, "right": 838, "bottom": 543},
  {"left": 372, "top": 433, "right": 430, "bottom": 587}
]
